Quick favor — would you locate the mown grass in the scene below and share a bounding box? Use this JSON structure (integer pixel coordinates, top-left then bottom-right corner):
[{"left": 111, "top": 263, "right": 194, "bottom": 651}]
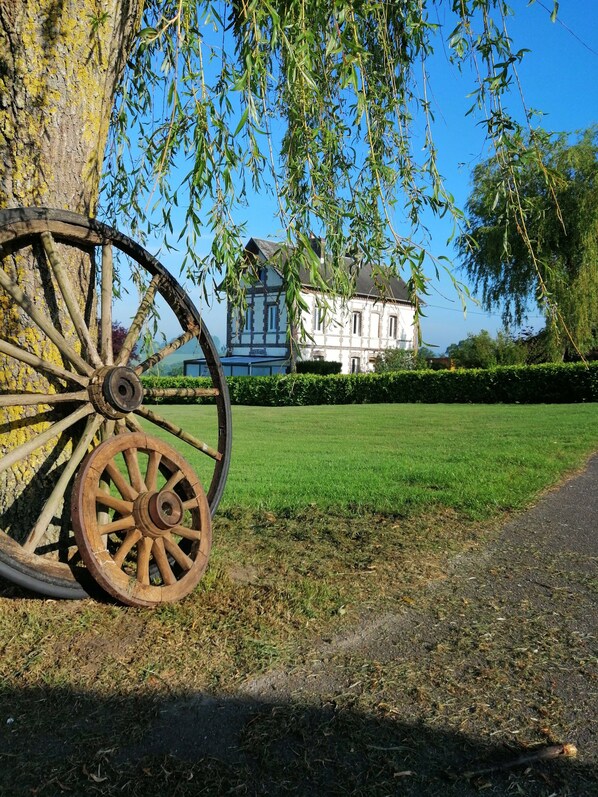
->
[
  {"left": 1, "top": 403, "right": 597, "bottom": 795},
  {"left": 147, "top": 402, "right": 598, "bottom": 517}
]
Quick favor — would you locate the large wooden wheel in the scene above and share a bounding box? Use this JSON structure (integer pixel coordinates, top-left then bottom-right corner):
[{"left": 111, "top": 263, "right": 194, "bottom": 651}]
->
[
  {"left": 72, "top": 433, "right": 211, "bottom": 607},
  {"left": 0, "top": 207, "right": 231, "bottom": 599}
]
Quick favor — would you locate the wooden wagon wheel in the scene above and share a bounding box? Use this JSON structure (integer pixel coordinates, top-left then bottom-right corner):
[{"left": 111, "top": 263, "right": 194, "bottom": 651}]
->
[
  {"left": 71, "top": 433, "right": 211, "bottom": 607},
  {"left": 0, "top": 207, "right": 231, "bottom": 599}
]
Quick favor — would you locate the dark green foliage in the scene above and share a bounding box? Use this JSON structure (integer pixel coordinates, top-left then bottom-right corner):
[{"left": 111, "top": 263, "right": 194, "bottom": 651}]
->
[
  {"left": 296, "top": 360, "right": 341, "bottom": 375},
  {"left": 161, "top": 362, "right": 185, "bottom": 376},
  {"left": 142, "top": 362, "right": 598, "bottom": 406},
  {"left": 447, "top": 329, "right": 528, "bottom": 369}
]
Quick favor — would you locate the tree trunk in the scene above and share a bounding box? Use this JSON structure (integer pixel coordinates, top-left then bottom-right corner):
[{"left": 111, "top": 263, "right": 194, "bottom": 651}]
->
[
  {"left": 0, "top": 1, "right": 142, "bottom": 546},
  {"left": 0, "top": 0, "right": 142, "bottom": 212}
]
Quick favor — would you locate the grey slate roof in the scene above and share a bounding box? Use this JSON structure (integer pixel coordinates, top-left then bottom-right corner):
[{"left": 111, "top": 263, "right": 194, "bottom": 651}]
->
[{"left": 245, "top": 237, "right": 412, "bottom": 305}]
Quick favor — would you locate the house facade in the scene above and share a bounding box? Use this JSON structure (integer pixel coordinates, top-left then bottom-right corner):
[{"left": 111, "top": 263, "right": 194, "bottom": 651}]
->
[{"left": 225, "top": 237, "right": 417, "bottom": 375}]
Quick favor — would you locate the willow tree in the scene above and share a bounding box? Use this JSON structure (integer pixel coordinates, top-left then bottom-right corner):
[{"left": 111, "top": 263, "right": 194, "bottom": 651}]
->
[
  {"left": 0, "top": 0, "right": 558, "bottom": 593},
  {"left": 459, "top": 127, "right": 598, "bottom": 359}
]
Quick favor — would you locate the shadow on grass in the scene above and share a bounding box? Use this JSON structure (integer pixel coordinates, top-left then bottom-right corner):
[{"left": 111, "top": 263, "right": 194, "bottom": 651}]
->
[{"left": 0, "top": 683, "right": 595, "bottom": 797}]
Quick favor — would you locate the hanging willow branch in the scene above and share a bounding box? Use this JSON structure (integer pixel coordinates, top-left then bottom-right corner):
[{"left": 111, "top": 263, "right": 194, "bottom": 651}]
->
[{"left": 102, "top": 0, "right": 559, "bottom": 341}]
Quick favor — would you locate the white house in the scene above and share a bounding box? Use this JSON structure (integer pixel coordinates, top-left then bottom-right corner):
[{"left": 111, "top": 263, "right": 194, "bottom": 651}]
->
[{"left": 185, "top": 237, "right": 417, "bottom": 377}]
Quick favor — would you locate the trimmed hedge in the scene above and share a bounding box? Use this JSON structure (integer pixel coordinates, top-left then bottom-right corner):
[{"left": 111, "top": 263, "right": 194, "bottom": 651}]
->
[{"left": 142, "top": 362, "right": 598, "bottom": 406}]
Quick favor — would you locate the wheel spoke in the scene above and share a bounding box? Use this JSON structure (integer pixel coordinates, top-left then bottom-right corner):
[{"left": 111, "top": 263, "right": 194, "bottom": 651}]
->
[
  {"left": 40, "top": 232, "right": 103, "bottom": 368},
  {"left": 134, "top": 405, "right": 222, "bottom": 461},
  {"left": 124, "top": 413, "right": 144, "bottom": 433},
  {"left": 98, "top": 467, "right": 111, "bottom": 527},
  {"left": 171, "top": 525, "right": 201, "bottom": 541},
  {"left": 143, "top": 387, "right": 220, "bottom": 399},
  {"left": 113, "top": 528, "right": 142, "bottom": 568},
  {"left": 102, "top": 419, "right": 117, "bottom": 442},
  {"left": 23, "top": 413, "right": 104, "bottom": 552},
  {"left": 0, "top": 263, "right": 93, "bottom": 376},
  {"left": 100, "top": 243, "right": 114, "bottom": 365},
  {"left": 0, "top": 402, "right": 95, "bottom": 475},
  {"left": 0, "top": 390, "right": 87, "bottom": 407},
  {"left": 137, "top": 536, "right": 153, "bottom": 586},
  {"left": 103, "top": 461, "right": 137, "bottom": 502},
  {"left": 122, "top": 447, "right": 145, "bottom": 493},
  {"left": 134, "top": 328, "right": 197, "bottom": 376},
  {"left": 95, "top": 490, "right": 133, "bottom": 515},
  {"left": 98, "top": 515, "right": 135, "bottom": 535},
  {"left": 163, "top": 536, "right": 194, "bottom": 571},
  {"left": 145, "top": 450, "right": 161, "bottom": 491},
  {"left": 152, "top": 537, "right": 177, "bottom": 585},
  {"left": 115, "top": 274, "right": 162, "bottom": 366},
  {"left": 163, "top": 469, "right": 185, "bottom": 493},
  {"left": 0, "top": 337, "right": 89, "bottom": 386}
]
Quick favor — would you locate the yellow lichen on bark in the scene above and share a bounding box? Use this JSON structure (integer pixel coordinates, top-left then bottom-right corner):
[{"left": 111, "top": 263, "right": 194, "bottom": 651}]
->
[
  {"left": 0, "top": 1, "right": 143, "bottom": 547},
  {"left": 0, "top": 0, "right": 144, "bottom": 210}
]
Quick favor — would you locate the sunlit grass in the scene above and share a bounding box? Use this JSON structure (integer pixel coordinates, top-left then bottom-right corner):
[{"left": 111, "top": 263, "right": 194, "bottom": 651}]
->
[{"left": 143, "top": 402, "right": 598, "bottom": 518}]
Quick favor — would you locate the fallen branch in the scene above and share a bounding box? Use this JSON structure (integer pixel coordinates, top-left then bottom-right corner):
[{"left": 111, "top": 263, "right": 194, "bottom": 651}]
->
[{"left": 464, "top": 744, "right": 577, "bottom": 777}]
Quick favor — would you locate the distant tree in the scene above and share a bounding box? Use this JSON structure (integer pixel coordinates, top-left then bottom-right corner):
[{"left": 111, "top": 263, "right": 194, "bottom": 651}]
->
[
  {"left": 162, "top": 362, "right": 185, "bottom": 377},
  {"left": 373, "top": 348, "right": 431, "bottom": 372},
  {"left": 447, "top": 330, "right": 527, "bottom": 369},
  {"left": 111, "top": 321, "right": 139, "bottom": 361},
  {"left": 458, "top": 127, "right": 598, "bottom": 359}
]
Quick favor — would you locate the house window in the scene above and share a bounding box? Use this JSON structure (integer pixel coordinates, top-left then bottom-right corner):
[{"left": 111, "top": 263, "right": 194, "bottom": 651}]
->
[
  {"left": 351, "top": 357, "right": 361, "bottom": 374},
  {"left": 267, "top": 304, "right": 278, "bottom": 332},
  {"left": 352, "top": 311, "right": 362, "bottom": 336},
  {"left": 370, "top": 312, "right": 380, "bottom": 337},
  {"left": 388, "top": 315, "right": 397, "bottom": 338},
  {"left": 315, "top": 307, "right": 325, "bottom": 332},
  {"left": 259, "top": 266, "right": 268, "bottom": 284},
  {"left": 243, "top": 307, "right": 253, "bottom": 333}
]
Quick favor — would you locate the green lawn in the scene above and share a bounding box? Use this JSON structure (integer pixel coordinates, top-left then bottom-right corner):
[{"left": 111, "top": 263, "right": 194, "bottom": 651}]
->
[{"left": 145, "top": 402, "right": 598, "bottom": 518}]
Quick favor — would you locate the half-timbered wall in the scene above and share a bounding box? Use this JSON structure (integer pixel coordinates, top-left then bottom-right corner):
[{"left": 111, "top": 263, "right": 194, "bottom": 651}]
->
[{"left": 227, "top": 265, "right": 416, "bottom": 374}]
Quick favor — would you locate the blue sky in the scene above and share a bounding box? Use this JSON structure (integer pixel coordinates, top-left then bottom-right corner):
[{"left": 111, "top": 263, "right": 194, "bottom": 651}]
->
[
  {"left": 418, "top": 1, "right": 598, "bottom": 351},
  {"left": 115, "top": 2, "right": 598, "bottom": 354}
]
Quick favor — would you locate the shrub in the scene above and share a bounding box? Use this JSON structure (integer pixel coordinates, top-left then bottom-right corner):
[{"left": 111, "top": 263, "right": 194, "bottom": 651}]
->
[
  {"left": 372, "top": 347, "right": 431, "bottom": 372},
  {"left": 142, "top": 362, "right": 598, "bottom": 406}
]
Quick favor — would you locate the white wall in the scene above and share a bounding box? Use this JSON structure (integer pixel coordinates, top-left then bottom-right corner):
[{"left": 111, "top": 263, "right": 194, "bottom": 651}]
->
[{"left": 298, "top": 291, "right": 416, "bottom": 373}]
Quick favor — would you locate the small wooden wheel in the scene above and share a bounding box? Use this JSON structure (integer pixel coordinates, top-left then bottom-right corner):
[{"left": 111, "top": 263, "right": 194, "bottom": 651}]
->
[{"left": 71, "top": 432, "right": 212, "bottom": 607}]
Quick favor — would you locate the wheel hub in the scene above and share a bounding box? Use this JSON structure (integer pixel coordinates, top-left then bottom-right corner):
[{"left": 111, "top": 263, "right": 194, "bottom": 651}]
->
[
  {"left": 133, "top": 489, "right": 184, "bottom": 539},
  {"left": 89, "top": 365, "right": 144, "bottom": 418}
]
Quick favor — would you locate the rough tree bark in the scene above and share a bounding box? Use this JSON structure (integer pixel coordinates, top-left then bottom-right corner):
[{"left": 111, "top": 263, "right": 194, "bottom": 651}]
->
[{"left": 0, "top": 2, "right": 143, "bottom": 545}]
